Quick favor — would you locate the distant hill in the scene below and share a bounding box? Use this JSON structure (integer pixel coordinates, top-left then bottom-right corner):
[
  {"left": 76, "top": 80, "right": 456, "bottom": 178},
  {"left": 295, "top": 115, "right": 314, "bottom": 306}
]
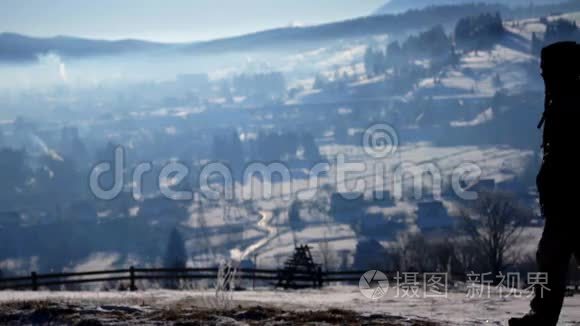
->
[
  {"left": 184, "top": 1, "right": 580, "bottom": 53},
  {"left": 184, "top": 3, "right": 511, "bottom": 53},
  {"left": 374, "top": 0, "right": 568, "bottom": 15},
  {"left": 0, "top": 33, "right": 171, "bottom": 62},
  {"left": 2, "top": 0, "right": 580, "bottom": 62},
  {"left": 2, "top": 3, "right": 510, "bottom": 62}
]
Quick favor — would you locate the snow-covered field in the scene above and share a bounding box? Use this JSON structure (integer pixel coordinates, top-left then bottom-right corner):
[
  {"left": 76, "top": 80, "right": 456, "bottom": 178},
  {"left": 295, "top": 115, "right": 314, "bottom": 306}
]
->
[
  {"left": 1, "top": 287, "right": 580, "bottom": 325},
  {"left": 193, "top": 142, "right": 535, "bottom": 267}
]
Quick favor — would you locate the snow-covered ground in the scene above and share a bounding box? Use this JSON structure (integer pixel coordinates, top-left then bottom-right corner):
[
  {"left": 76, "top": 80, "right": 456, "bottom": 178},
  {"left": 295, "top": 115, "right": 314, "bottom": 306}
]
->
[
  {"left": 179, "top": 142, "right": 534, "bottom": 268},
  {"left": 150, "top": 138, "right": 537, "bottom": 271},
  {"left": 1, "top": 287, "right": 579, "bottom": 325}
]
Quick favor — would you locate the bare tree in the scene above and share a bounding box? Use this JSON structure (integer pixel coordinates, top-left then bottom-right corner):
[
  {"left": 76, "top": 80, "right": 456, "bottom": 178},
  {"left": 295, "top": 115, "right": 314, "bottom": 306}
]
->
[
  {"left": 164, "top": 227, "right": 188, "bottom": 289},
  {"left": 459, "top": 191, "right": 531, "bottom": 276},
  {"left": 318, "top": 234, "right": 337, "bottom": 271},
  {"left": 195, "top": 198, "right": 213, "bottom": 260},
  {"left": 395, "top": 233, "right": 455, "bottom": 273}
]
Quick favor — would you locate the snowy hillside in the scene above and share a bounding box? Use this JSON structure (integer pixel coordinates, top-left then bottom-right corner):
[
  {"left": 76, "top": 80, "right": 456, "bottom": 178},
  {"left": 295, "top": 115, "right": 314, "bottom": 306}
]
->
[{"left": 374, "top": 0, "right": 566, "bottom": 15}]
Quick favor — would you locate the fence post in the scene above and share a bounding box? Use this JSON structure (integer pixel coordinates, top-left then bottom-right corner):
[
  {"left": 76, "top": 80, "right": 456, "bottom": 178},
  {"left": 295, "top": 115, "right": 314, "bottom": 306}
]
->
[
  {"left": 252, "top": 254, "right": 257, "bottom": 290},
  {"left": 576, "top": 267, "right": 580, "bottom": 293},
  {"left": 31, "top": 272, "right": 38, "bottom": 291},
  {"left": 130, "top": 266, "right": 136, "bottom": 291},
  {"left": 252, "top": 269, "right": 256, "bottom": 290},
  {"left": 316, "top": 267, "right": 323, "bottom": 289}
]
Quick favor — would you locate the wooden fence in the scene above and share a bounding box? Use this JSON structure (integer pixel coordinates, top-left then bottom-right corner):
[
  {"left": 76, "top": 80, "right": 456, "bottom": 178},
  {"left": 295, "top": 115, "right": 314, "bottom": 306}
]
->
[
  {"left": 2, "top": 268, "right": 578, "bottom": 292},
  {"left": 0, "top": 267, "right": 367, "bottom": 291}
]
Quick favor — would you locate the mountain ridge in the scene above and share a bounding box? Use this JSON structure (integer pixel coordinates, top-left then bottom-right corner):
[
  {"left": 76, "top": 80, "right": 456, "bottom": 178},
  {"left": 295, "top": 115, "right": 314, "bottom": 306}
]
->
[
  {"left": 374, "top": 0, "right": 568, "bottom": 15},
  {"left": 2, "top": 0, "right": 579, "bottom": 62}
]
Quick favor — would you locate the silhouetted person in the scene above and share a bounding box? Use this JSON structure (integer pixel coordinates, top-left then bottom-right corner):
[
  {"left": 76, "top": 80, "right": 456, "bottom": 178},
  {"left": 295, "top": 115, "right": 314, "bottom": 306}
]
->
[{"left": 510, "top": 42, "right": 580, "bottom": 326}]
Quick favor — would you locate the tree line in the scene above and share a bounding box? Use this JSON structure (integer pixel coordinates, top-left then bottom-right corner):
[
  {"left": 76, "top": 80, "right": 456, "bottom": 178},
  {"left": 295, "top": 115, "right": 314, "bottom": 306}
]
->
[{"left": 363, "top": 12, "right": 505, "bottom": 78}]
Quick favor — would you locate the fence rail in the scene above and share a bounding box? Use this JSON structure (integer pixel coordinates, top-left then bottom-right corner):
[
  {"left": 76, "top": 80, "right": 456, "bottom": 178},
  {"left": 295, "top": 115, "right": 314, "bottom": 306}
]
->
[
  {"left": 3, "top": 268, "right": 577, "bottom": 292},
  {"left": 0, "top": 267, "right": 369, "bottom": 291}
]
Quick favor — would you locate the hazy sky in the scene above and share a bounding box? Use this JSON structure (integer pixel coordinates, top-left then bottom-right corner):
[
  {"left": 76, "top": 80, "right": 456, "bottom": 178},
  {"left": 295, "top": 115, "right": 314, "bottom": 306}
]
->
[{"left": 0, "top": 0, "right": 386, "bottom": 42}]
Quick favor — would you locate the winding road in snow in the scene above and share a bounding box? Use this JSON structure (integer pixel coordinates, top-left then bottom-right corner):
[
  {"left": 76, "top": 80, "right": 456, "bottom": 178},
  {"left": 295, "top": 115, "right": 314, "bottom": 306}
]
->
[{"left": 232, "top": 210, "right": 277, "bottom": 262}]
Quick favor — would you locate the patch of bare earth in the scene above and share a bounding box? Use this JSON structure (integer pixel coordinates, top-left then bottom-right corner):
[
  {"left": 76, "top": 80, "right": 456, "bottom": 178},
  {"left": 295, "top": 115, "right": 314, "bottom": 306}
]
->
[{"left": 0, "top": 301, "right": 445, "bottom": 325}]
